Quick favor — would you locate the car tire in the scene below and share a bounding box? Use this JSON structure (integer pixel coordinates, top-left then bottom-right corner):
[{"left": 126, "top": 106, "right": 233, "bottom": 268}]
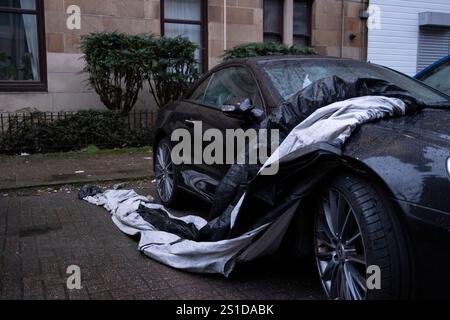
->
[
  {"left": 313, "top": 174, "right": 412, "bottom": 300},
  {"left": 154, "top": 137, "right": 182, "bottom": 207}
]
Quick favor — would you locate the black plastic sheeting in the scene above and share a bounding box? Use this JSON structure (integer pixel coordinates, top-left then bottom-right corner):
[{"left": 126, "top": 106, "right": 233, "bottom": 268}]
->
[
  {"left": 265, "top": 76, "right": 424, "bottom": 141},
  {"left": 137, "top": 205, "right": 199, "bottom": 240},
  {"left": 200, "top": 144, "right": 344, "bottom": 242},
  {"left": 143, "top": 76, "right": 423, "bottom": 242},
  {"left": 78, "top": 185, "right": 103, "bottom": 199}
]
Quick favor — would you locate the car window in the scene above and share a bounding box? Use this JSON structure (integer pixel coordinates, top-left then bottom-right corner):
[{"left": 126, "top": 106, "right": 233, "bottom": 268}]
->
[
  {"left": 188, "top": 75, "right": 214, "bottom": 102},
  {"left": 420, "top": 60, "right": 450, "bottom": 96},
  {"left": 200, "top": 67, "right": 263, "bottom": 109},
  {"left": 262, "top": 59, "right": 450, "bottom": 106}
]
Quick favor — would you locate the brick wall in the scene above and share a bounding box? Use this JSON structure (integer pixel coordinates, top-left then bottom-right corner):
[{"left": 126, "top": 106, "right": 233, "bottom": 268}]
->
[
  {"left": 0, "top": 0, "right": 160, "bottom": 113},
  {"left": 45, "top": 0, "right": 161, "bottom": 54},
  {"left": 208, "top": 0, "right": 367, "bottom": 65},
  {"left": 312, "top": 0, "right": 366, "bottom": 60},
  {"left": 0, "top": 0, "right": 368, "bottom": 113},
  {"left": 208, "top": 0, "right": 263, "bottom": 68}
]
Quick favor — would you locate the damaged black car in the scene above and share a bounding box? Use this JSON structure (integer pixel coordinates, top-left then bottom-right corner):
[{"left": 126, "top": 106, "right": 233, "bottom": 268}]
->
[{"left": 153, "top": 56, "right": 450, "bottom": 300}]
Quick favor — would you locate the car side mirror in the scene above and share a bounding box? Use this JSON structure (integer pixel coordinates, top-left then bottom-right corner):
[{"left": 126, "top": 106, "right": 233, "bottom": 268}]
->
[{"left": 222, "top": 98, "right": 264, "bottom": 122}]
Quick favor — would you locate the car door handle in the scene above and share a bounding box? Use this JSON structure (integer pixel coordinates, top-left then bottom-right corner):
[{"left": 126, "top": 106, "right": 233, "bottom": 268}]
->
[{"left": 184, "top": 120, "right": 196, "bottom": 128}]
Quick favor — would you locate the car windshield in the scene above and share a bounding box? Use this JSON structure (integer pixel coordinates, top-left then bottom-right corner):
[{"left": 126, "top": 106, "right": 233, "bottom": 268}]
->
[
  {"left": 419, "top": 60, "right": 450, "bottom": 96},
  {"left": 262, "top": 59, "right": 450, "bottom": 106}
]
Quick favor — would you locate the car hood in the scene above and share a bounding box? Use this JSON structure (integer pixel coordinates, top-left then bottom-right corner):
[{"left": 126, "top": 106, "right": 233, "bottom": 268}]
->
[{"left": 372, "top": 107, "right": 450, "bottom": 147}]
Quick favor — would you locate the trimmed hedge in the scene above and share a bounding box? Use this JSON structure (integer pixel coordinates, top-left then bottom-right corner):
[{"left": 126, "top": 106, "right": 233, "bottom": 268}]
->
[
  {"left": 147, "top": 36, "right": 199, "bottom": 108},
  {"left": 222, "top": 42, "right": 317, "bottom": 60},
  {"left": 0, "top": 110, "right": 154, "bottom": 154},
  {"left": 81, "top": 32, "right": 199, "bottom": 112},
  {"left": 81, "top": 33, "right": 151, "bottom": 114}
]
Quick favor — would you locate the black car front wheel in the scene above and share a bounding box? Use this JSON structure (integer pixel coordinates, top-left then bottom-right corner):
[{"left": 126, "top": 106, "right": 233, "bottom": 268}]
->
[
  {"left": 313, "top": 174, "right": 412, "bottom": 300},
  {"left": 154, "top": 137, "right": 182, "bottom": 207}
]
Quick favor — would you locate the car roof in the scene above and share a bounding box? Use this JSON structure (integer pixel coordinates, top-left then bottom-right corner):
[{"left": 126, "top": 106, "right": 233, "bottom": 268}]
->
[{"left": 415, "top": 54, "right": 450, "bottom": 79}]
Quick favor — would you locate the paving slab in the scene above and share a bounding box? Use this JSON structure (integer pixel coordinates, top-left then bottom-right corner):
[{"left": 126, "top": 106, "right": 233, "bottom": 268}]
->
[{"left": 0, "top": 181, "right": 323, "bottom": 300}]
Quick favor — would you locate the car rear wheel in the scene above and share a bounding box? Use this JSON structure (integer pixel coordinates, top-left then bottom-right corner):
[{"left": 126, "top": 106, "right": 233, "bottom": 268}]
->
[
  {"left": 313, "top": 174, "right": 412, "bottom": 300},
  {"left": 154, "top": 137, "right": 181, "bottom": 207}
]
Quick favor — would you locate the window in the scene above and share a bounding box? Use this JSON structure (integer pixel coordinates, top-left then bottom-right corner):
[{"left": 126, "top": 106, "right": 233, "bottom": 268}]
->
[
  {"left": 190, "top": 67, "right": 262, "bottom": 109},
  {"left": 161, "top": 0, "right": 208, "bottom": 72},
  {"left": 420, "top": 60, "right": 450, "bottom": 96},
  {"left": 293, "top": 0, "right": 311, "bottom": 45},
  {"left": 0, "top": 0, "right": 46, "bottom": 91},
  {"left": 189, "top": 75, "right": 211, "bottom": 102},
  {"left": 263, "top": 0, "right": 283, "bottom": 43},
  {"left": 264, "top": 0, "right": 311, "bottom": 45}
]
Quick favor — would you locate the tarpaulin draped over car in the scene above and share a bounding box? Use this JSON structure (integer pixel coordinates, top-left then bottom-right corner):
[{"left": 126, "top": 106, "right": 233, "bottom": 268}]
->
[
  {"left": 267, "top": 76, "right": 423, "bottom": 141},
  {"left": 82, "top": 76, "right": 422, "bottom": 276},
  {"left": 204, "top": 76, "right": 423, "bottom": 237}
]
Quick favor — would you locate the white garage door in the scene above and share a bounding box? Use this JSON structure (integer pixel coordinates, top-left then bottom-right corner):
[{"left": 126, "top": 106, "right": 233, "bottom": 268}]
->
[
  {"left": 417, "top": 26, "right": 450, "bottom": 72},
  {"left": 368, "top": 0, "right": 450, "bottom": 76}
]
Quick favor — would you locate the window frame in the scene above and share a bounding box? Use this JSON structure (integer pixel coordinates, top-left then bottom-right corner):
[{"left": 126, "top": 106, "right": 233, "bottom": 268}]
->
[
  {"left": 263, "top": 0, "right": 284, "bottom": 43},
  {"left": 160, "top": 0, "right": 208, "bottom": 71},
  {"left": 293, "top": 0, "right": 312, "bottom": 46},
  {"left": 0, "top": 0, "right": 47, "bottom": 92},
  {"left": 185, "top": 64, "right": 266, "bottom": 112}
]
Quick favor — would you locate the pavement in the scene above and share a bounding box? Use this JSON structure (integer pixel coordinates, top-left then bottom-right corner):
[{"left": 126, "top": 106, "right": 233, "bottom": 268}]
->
[
  {"left": 0, "top": 151, "right": 323, "bottom": 300},
  {"left": 0, "top": 149, "right": 154, "bottom": 190}
]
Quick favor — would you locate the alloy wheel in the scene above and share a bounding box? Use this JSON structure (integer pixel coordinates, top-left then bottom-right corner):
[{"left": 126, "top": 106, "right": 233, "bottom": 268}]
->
[
  {"left": 155, "top": 142, "right": 174, "bottom": 203},
  {"left": 314, "top": 188, "right": 368, "bottom": 300}
]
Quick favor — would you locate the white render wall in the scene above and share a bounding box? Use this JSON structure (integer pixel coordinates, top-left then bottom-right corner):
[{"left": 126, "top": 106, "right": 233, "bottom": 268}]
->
[
  {"left": 367, "top": 0, "right": 450, "bottom": 76},
  {"left": 0, "top": 53, "right": 155, "bottom": 113}
]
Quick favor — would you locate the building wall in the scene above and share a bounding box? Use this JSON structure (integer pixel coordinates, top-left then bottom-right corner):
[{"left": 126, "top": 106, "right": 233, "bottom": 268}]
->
[
  {"left": 207, "top": 0, "right": 367, "bottom": 68},
  {"left": 1, "top": 0, "right": 368, "bottom": 113},
  {"left": 312, "top": 0, "right": 366, "bottom": 60},
  {"left": 0, "top": 0, "right": 161, "bottom": 113},
  {"left": 207, "top": 0, "right": 264, "bottom": 68},
  {"left": 367, "top": 0, "right": 450, "bottom": 76}
]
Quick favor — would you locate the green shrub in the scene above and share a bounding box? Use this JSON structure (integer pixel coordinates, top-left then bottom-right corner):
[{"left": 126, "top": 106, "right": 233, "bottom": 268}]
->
[
  {"left": 0, "top": 110, "right": 154, "bottom": 154},
  {"left": 146, "top": 36, "right": 199, "bottom": 108},
  {"left": 81, "top": 32, "right": 199, "bottom": 111},
  {"left": 81, "top": 32, "right": 152, "bottom": 114},
  {"left": 222, "top": 42, "right": 317, "bottom": 60}
]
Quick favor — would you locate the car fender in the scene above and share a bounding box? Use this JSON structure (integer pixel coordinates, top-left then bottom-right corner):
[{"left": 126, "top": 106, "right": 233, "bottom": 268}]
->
[{"left": 343, "top": 124, "right": 450, "bottom": 214}]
